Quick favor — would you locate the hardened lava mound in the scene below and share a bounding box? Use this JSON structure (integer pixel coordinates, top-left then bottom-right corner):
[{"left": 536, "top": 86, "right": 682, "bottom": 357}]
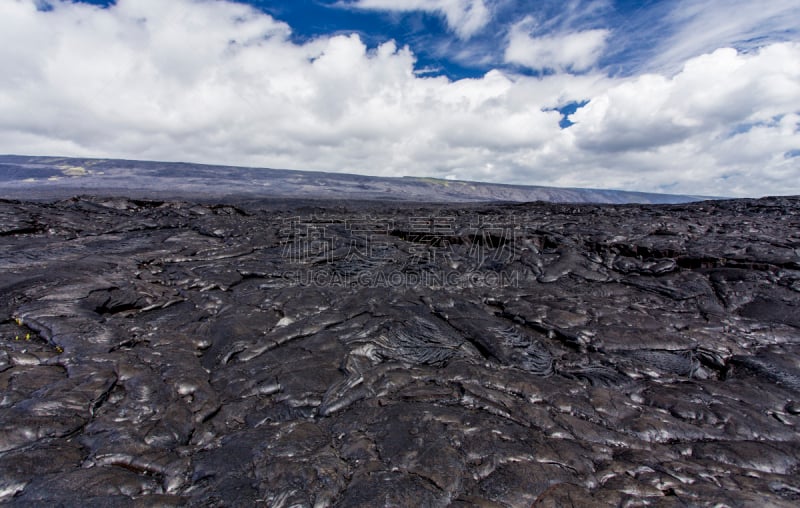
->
[{"left": 1, "top": 195, "right": 800, "bottom": 506}]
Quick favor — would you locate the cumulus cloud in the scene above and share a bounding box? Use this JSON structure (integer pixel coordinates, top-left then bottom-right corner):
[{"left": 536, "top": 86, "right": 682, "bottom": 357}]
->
[
  {"left": 347, "top": 0, "right": 491, "bottom": 39},
  {"left": 505, "top": 16, "right": 609, "bottom": 72},
  {"left": 564, "top": 43, "right": 800, "bottom": 195},
  {"left": 0, "top": 0, "right": 798, "bottom": 198},
  {"left": 570, "top": 45, "right": 800, "bottom": 150},
  {"left": 0, "top": 0, "right": 575, "bottom": 176}
]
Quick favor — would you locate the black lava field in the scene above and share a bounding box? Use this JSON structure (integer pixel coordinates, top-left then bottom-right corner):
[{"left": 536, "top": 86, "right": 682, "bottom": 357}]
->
[{"left": 1, "top": 195, "right": 800, "bottom": 507}]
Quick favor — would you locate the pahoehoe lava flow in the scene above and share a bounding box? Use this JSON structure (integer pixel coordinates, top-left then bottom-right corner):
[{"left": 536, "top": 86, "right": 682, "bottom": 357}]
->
[{"left": 1, "top": 195, "right": 799, "bottom": 506}]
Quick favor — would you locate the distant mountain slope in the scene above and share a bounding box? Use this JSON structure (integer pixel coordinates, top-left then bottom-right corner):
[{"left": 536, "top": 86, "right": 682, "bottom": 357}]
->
[{"left": 0, "top": 155, "right": 710, "bottom": 203}]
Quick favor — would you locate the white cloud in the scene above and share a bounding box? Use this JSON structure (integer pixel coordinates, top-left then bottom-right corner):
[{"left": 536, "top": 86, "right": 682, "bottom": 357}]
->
[
  {"left": 0, "top": 0, "right": 573, "bottom": 175},
  {"left": 0, "top": 0, "right": 798, "bottom": 198},
  {"left": 646, "top": 0, "right": 800, "bottom": 73},
  {"left": 565, "top": 43, "right": 800, "bottom": 195},
  {"left": 570, "top": 45, "right": 800, "bottom": 150},
  {"left": 349, "top": 0, "right": 490, "bottom": 39},
  {"left": 505, "top": 16, "right": 609, "bottom": 72}
]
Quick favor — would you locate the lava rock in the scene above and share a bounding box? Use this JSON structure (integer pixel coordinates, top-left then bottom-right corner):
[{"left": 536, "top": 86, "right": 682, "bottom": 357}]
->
[{"left": 0, "top": 195, "right": 799, "bottom": 505}]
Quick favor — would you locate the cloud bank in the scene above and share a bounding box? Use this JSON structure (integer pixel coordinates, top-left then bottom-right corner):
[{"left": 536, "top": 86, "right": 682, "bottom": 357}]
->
[{"left": 0, "top": 0, "right": 798, "bottom": 197}]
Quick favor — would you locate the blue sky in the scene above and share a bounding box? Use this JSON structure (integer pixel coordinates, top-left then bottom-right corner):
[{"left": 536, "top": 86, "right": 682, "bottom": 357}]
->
[{"left": 1, "top": 0, "right": 799, "bottom": 196}]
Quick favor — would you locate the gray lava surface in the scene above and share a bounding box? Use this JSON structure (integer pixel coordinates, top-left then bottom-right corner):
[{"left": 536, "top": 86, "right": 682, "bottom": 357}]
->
[{"left": 1, "top": 195, "right": 799, "bottom": 506}]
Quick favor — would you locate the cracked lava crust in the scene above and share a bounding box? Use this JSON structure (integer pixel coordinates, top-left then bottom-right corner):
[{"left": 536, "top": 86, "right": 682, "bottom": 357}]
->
[{"left": 1, "top": 195, "right": 799, "bottom": 506}]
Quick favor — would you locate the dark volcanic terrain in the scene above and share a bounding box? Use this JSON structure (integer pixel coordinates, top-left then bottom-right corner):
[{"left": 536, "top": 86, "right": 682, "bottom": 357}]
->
[{"left": 1, "top": 195, "right": 800, "bottom": 506}]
